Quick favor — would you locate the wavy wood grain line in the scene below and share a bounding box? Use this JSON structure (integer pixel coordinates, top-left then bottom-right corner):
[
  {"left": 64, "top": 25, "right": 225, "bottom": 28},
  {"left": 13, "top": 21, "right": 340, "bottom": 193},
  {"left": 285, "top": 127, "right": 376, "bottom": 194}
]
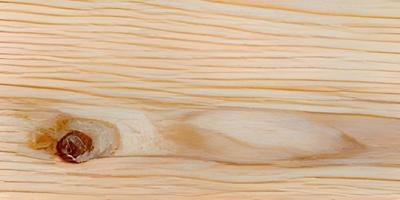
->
[{"left": 1, "top": 0, "right": 400, "bottom": 199}]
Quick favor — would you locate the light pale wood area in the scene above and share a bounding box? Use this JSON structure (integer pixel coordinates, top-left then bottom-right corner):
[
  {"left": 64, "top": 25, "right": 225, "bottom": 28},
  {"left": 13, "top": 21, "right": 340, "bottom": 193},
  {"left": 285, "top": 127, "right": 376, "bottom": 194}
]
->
[{"left": 1, "top": 0, "right": 400, "bottom": 199}]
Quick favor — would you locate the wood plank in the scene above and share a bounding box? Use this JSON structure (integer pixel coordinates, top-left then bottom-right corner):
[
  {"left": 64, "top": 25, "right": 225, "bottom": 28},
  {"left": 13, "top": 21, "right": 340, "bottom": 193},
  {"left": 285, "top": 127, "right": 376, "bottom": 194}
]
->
[{"left": 0, "top": 0, "right": 399, "bottom": 199}]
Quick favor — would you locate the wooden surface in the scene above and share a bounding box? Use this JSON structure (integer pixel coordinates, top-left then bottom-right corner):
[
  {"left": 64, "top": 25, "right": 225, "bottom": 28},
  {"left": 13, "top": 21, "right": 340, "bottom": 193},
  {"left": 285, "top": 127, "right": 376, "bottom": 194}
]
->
[{"left": 1, "top": 0, "right": 400, "bottom": 199}]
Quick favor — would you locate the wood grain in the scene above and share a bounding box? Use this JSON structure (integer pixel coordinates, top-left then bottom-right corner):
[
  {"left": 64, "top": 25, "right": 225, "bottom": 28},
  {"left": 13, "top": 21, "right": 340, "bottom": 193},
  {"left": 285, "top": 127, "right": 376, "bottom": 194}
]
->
[{"left": 1, "top": 0, "right": 400, "bottom": 199}]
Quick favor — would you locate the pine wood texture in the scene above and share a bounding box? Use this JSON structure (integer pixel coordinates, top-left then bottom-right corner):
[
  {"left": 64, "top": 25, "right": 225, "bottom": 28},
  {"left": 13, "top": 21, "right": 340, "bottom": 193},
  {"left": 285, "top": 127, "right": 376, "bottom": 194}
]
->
[{"left": 1, "top": 0, "right": 400, "bottom": 199}]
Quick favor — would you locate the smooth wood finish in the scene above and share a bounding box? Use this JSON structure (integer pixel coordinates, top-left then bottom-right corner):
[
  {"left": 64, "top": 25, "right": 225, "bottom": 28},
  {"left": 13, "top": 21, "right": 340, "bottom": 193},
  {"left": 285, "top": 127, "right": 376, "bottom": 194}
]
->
[{"left": 1, "top": 0, "right": 400, "bottom": 199}]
